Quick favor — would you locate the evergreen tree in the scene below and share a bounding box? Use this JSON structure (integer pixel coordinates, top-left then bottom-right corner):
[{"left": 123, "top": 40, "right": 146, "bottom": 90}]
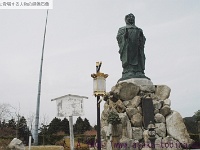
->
[
  {"left": 83, "top": 118, "right": 92, "bottom": 131},
  {"left": 1, "top": 120, "right": 7, "bottom": 128},
  {"left": 74, "top": 117, "right": 92, "bottom": 134},
  {"left": 60, "top": 118, "right": 69, "bottom": 134},
  {"left": 74, "top": 117, "right": 84, "bottom": 134},
  {"left": 8, "top": 118, "right": 16, "bottom": 129},
  {"left": 18, "top": 116, "right": 29, "bottom": 145},
  {"left": 194, "top": 110, "right": 200, "bottom": 122},
  {"left": 184, "top": 117, "right": 198, "bottom": 134},
  {"left": 47, "top": 117, "right": 62, "bottom": 135},
  {"left": 93, "top": 125, "right": 97, "bottom": 131},
  {"left": 39, "top": 123, "right": 49, "bottom": 145}
]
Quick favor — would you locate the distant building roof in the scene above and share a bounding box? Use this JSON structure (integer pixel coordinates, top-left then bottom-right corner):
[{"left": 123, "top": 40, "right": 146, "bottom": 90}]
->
[{"left": 51, "top": 94, "right": 88, "bottom": 101}]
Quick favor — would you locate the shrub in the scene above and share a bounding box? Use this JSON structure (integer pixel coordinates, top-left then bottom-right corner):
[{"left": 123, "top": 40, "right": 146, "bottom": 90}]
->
[
  {"left": 0, "top": 138, "right": 11, "bottom": 150},
  {"left": 107, "top": 111, "right": 121, "bottom": 125},
  {"left": 55, "top": 138, "right": 89, "bottom": 150}
]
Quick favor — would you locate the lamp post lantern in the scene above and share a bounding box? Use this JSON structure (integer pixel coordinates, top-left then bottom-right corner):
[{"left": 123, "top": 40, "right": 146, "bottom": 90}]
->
[
  {"left": 148, "top": 121, "right": 156, "bottom": 150},
  {"left": 91, "top": 62, "right": 108, "bottom": 150}
]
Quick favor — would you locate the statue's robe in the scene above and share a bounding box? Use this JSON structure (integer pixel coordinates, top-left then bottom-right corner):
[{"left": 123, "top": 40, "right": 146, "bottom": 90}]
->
[{"left": 117, "top": 24, "right": 146, "bottom": 73}]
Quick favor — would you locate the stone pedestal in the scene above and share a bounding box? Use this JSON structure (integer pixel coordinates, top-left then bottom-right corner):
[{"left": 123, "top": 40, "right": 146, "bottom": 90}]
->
[
  {"left": 101, "top": 78, "right": 194, "bottom": 150},
  {"left": 118, "top": 78, "right": 153, "bottom": 85}
]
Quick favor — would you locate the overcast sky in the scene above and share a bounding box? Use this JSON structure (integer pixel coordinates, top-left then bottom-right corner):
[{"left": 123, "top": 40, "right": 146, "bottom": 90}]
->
[{"left": 0, "top": 1, "right": 200, "bottom": 126}]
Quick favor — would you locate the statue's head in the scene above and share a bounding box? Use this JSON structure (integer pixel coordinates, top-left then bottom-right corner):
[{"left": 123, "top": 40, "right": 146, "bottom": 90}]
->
[{"left": 125, "top": 13, "right": 135, "bottom": 25}]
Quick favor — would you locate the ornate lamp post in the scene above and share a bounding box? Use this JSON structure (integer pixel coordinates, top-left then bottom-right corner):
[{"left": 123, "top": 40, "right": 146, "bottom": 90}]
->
[
  {"left": 91, "top": 62, "right": 108, "bottom": 150},
  {"left": 148, "top": 121, "right": 156, "bottom": 150}
]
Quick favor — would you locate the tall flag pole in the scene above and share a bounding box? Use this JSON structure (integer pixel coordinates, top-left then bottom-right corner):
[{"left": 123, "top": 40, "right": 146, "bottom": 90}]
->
[{"left": 34, "top": 9, "right": 49, "bottom": 145}]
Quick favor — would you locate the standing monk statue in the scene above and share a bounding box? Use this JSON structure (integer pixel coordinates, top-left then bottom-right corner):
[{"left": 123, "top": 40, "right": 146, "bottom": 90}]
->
[{"left": 117, "top": 13, "right": 149, "bottom": 81}]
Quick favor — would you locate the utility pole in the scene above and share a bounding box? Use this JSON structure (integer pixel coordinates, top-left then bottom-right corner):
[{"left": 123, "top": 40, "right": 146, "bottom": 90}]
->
[{"left": 33, "top": 10, "right": 49, "bottom": 145}]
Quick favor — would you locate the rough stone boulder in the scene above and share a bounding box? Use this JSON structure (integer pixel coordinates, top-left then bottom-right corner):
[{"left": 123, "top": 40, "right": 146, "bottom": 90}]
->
[
  {"left": 101, "top": 126, "right": 108, "bottom": 140},
  {"left": 132, "top": 127, "right": 143, "bottom": 140},
  {"left": 155, "top": 123, "right": 166, "bottom": 138},
  {"left": 119, "top": 137, "right": 134, "bottom": 150},
  {"left": 164, "top": 99, "right": 171, "bottom": 106},
  {"left": 8, "top": 138, "right": 25, "bottom": 150},
  {"left": 101, "top": 103, "right": 110, "bottom": 127},
  {"left": 155, "top": 113, "right": 165, "bottom": 123},
  {"left": 153, "top": 100, "right": 163, "bottom": 110},
  {"left": 111, "top": 82, "right": 139, "bottom": 101},
  {"left": 123, "top": 100, "right": 131, "bottom": 107},
  {"left": 160, "top": 105, "right": 171, "bottom": 117},
  {"left": 166, "top": 111, "right": 194, "bottom": 145},
  {"left": 139, "top": 85, "right": 155, "bottom": 93},
  {"left": 118, "top": 112, "right": 132, "bottom": 138},
  {"left": 131, "top": 113, "right": 142, "bottom": 127},
  {"left": 155, "top": 85, "right": 171, "bottom": 100},
  {"left": 131, "top": 96, "right": 141, "bottom": 107},
  {"left": 126, "top": 108, "right": 138, "bottom": 119},
  {"left": 119, "top": 112, "right": 129, "bottom": 127},
  {"left": 115, "top": 100, "right": 126, "bottom": 113}
]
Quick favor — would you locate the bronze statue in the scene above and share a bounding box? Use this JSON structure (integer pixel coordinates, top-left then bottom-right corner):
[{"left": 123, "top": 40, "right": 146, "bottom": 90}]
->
[{"left": 117, "top": 13, "right": 149, "bottom": 81}]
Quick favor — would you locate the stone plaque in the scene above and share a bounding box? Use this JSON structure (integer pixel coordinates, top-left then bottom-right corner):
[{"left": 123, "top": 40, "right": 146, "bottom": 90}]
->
[{"left": 142, "top": 97, "right": 154, "bottom": 129}]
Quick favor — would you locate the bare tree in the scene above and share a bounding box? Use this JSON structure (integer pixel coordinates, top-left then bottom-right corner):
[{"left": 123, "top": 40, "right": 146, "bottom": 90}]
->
[
  {"left": 0, "top": 103, "right": 30, "bottom": 141},
  {"left": 11, "top": 103, "right": 26, "bottom": 139},
  {"left": 13, "top": 104, "right": 21, "bottom": 139},
  {"left": 0, "top": 103, "right": 13, "bottom": 122},
  {"left": 40, "top": 114, "right": 49, "bottom": 126},
  {"left": 40, "top": 114, "right": 49, "bottom": 145},
  {"left": 27, "top": 112, "right": 35, "bottom": 132}
]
